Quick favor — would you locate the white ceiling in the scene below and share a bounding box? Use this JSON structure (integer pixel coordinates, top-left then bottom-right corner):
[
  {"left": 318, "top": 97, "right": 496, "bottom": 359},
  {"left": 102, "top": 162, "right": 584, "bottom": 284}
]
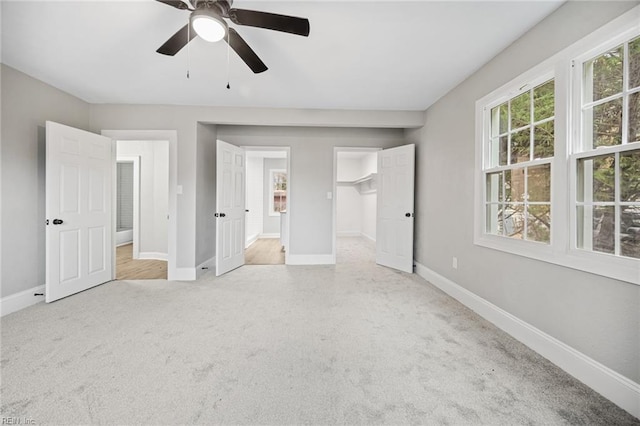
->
[{"left": 1, "top": 0, "right": 564, "bottom": 111}]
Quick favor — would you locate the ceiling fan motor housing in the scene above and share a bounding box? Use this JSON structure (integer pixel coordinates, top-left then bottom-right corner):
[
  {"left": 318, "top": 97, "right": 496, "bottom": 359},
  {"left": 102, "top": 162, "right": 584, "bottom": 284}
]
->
[{"left": 194, "top": 0, "right": 232, "bottom": 17}]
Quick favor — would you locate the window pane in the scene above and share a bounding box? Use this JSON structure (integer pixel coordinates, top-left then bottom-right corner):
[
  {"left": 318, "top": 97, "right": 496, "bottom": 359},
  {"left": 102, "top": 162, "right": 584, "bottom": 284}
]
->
[
  {"left": 629, "top": 92, "right": 640, "bottom": 144},
  {"left": 486, "top": 172, "right": 503, "bottom": 202},
  {"left": 505, "top": 169, "right": 525, "bottom": 202},
  {"left": 527, "top": 204, "right": 551, "bottom": 243},
  {"left": 504, "top": 204, "right": 524, "bottom": 239},
  {"left": 533, "top": 120, "right": 554, "bottom": 159},
  {"left": 533, "top": 80, "right": 554, "bottom": 121},
  {"left": 620, "top": 150, "right": 640, "bottom": 202},
  {"left": 577, "top": 155, "right": 615, "bottom": 203},
  {"left": 577, "top": 205, "right": 615, "bottom": 254},
  {"left": 510, "top": 128, "right": 530, "bottom": 164},
  {"left": 527, "top": 164, "right": 551, "bottom": 202},
  {"left": 621, "top": 205, "right": 640, "bottom": 259},
  {"left": 489, "top": 136, "right": 508, "bottom": 167},
  {"left": 486, "top": 203, "right": 503, "bottom": 235},
  {"left": 590, "top": 98, "right": 623, "bottom": 148},
  {"left": 629, "top": 36, "right": 640, "bottom": 90},
  {"left": 584, "top": 45, "right": 623, "bottom": 103},
  {"left": 511, "top": 91, "right": 531, "bottom": 129},
  {"left": 491, "top": 103, "right": 508, "bottom": 136}
]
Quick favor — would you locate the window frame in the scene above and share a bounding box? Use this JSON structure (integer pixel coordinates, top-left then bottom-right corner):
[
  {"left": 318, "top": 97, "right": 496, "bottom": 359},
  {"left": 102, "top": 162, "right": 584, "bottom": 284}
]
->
[
  {"left": 474, "top": 5, "right": 640, "bottom": 285},
  {"left": 482, "top": 71, "right": 556, "bottom": 245}
]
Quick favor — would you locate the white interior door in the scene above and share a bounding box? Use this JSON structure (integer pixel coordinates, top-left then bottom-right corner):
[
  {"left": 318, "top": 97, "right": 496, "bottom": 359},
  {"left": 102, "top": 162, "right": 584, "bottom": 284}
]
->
[
  {"left": 46, "top": 121, "right": 113, "bottom": 302},
  {"left": 376, "top": 144, "right": 415, "bottom": 273},
  {"left": 216, "top": 140, "right": 246, "bottom": 276}
]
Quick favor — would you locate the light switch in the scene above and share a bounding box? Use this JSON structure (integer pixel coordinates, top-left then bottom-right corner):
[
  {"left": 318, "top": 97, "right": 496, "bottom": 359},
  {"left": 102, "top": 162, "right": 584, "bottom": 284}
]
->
[
  {"left": 176, "top": 185, "right": 183, "bottom": 195},
  {"left": 327, "top": 192, "right": 333, "bottom": 199}
]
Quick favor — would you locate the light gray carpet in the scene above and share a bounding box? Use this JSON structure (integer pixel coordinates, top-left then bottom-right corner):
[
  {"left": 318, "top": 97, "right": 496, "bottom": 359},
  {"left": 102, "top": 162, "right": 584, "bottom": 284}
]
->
[{"left": 1, "top": 238, "right": 638, "bottom": 425}]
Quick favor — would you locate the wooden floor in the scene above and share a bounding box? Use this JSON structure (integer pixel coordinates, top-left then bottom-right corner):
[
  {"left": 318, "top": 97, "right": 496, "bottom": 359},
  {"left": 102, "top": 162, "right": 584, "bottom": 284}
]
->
[
  {"left": 116, "top": 243, "right": 167, "bottom": 280},
  {"left": 245, "top": 238, "right": 285, "bottom": 265}
]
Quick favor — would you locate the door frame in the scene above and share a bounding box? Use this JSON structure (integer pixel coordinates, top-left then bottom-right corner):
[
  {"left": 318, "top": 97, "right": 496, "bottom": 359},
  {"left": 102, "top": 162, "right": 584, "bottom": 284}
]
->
[
  {"left": 102, "top": 130, "right": 178, "bottom": 280},
  {"left": 243, "top": 146, "right": 291, "bottom": 265},
  {"left": 332, "top": 147, "right": 381, "bottom": 262}
]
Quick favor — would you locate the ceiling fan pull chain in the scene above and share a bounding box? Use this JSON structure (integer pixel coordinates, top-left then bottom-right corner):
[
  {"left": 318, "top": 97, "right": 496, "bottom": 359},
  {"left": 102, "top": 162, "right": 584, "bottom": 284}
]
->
[
  {"left": 226, "top": 33, "right": 231, "bottom": 89},
  {"left": 186, "top": 17, "right": 191, "bottom": 79}
]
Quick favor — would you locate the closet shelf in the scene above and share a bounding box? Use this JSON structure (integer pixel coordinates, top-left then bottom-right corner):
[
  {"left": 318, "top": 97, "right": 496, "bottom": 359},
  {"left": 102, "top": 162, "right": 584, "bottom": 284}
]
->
[{"left": 337, "top": 173, "right": 377, "bottom": 194}]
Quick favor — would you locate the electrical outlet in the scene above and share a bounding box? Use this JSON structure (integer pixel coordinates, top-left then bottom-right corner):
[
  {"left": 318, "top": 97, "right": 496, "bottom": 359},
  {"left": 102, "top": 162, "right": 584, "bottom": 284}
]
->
[{"left": 452, "top": 257, "right": 458, "bottom": 269}]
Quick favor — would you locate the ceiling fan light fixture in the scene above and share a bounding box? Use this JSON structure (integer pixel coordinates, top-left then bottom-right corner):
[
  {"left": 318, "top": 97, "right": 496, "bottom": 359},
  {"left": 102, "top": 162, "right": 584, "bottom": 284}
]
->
[{"left": 191, "top": 8, "right": 227, "bottom": 42}]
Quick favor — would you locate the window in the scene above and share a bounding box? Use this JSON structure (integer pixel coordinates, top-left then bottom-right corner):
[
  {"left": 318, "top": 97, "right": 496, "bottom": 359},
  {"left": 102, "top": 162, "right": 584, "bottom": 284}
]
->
[
  {"left": 269, "top": 169, "right": 287, "bottom": 215},
  {"left": 574, "top": 35, "right": 640, "bottom": 259},
  {"left": 475, "top": 6, "right": 640, "bottom": 285},
  {"left": 484, "top": 78, "right": 555, "bottom": 244}
]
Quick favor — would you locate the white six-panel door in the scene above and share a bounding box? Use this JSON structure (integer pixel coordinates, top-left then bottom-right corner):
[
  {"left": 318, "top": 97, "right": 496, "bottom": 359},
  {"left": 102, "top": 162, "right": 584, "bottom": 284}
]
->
[
  {"left": 215, "top": 140, "right": 246, "bottom": 276},
  {"left": 376, "top": 144, "right": 415, "bottom": 273},
  {"left": 46, "top": 121, "right": 113, "bottom": 302}
]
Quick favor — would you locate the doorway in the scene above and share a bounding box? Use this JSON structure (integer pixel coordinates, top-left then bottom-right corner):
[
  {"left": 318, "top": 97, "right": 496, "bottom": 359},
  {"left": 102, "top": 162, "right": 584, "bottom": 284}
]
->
[
  {"left": 244, "top": 148, "right": 288, "bottom": 265},
  {"left": 334, "top": 148, "right": 380, "bottom": 264},
  {"left": 115, "top": 140, "right": 169, "bottom": 280}
]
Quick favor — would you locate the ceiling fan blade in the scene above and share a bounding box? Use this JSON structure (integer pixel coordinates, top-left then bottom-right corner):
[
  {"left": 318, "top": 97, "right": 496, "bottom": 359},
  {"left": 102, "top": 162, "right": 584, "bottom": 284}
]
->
[
  {"left": 156, "top": 24, "right": 197, "bottom": 56},
  {"left": 226, "top": 28, "right": 268, "bottom": 74},
  {"left": 155, "top": 0, "right": 191, "bottom": 10},
  {"left": 228, "top": 9, "right": 310, "bottom": 37}
]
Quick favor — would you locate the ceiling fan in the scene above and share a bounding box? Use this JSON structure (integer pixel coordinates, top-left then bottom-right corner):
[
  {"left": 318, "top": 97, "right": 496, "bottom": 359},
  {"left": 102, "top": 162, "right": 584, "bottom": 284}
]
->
[{"left": 155, "top": 0, "right": 310, "bottom": 74}]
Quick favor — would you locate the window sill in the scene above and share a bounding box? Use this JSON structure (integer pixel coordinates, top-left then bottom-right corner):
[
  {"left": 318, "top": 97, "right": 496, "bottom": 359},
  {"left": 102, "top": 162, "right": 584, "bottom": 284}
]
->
[{"left": 474, "top": 234, "right": 640, "bottom": 286}]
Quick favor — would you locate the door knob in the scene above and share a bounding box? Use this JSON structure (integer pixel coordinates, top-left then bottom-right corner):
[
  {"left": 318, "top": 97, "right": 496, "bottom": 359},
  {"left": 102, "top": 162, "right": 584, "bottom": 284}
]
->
[
  {"left": 53, "top": 219, "right": 64, "bottom": 225},
  {"left": 220, "top": 213, "right": 226, "bottom": 217},
  {"left": 405, "top": 213, "right": 412, "bottom": 218}
]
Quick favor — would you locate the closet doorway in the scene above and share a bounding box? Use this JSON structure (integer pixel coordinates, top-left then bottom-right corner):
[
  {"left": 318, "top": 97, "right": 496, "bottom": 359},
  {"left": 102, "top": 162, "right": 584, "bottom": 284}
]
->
[
  {"left": 244, "top": 148, "right": 288, "bottom": 265},
  {"left": 335, "top": 148, "right": 380, "bottom": 264}
]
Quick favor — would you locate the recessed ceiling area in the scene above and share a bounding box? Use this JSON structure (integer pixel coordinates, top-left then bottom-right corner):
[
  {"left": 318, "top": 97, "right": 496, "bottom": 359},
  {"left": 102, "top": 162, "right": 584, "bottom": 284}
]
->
[{"left": 1, "top": 0, "right": 565, "bottom": 111}]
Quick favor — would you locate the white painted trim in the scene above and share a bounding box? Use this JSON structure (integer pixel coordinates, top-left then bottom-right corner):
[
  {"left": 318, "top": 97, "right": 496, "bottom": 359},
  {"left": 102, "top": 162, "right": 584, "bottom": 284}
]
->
[
  {"left": 196, "top": 256, "right": 216, "bottom": 279},
  {"left": 245, "top": 234, "right": 259, "bottom": 248},
  {"left": 286, "top": 254, "right": 335, "bottom": 265},
  {"left": 337, "top": 231, "right": 362, "bottom": 237},
  {"left": 138, "top": 252, "right": 168, "bottom": 261},
  {"left": 171, "top": 267, "right": 196, "bottom": 281},
  {"left": 1, "top": 285, "right": 45, "bottom": 317},
  {"left": 259, "top": 233, "right": 280, "bottom": 239},
  {"left": 361, "top": 232, "right": 376, "bottom": 243},
  {"left": 414, "top": 261, "right": 640, "bottom": 419}
]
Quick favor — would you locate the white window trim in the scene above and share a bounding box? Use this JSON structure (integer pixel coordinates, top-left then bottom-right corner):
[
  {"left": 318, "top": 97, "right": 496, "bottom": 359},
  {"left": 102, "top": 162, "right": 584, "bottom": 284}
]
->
[
  {"left": 474, "top": 4, "right": 640, "bottom": 285},
  {"left": 268, "top": 168, "right": 287, "bottom": 217}
]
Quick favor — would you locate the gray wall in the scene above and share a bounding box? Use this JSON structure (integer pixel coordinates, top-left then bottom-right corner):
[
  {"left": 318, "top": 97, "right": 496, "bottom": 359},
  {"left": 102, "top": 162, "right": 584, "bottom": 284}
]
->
[
  {"left": 406, "top": 1, "right": 640, "bottom": 383},
  {"left": 88, "top": 106, "right": 420, "bottom": 274},
  {"left": 1, "top": 64, "right": 90, "bottom": 298},
  {"left": 217, "top": 125, "right": 405, "bottom": 256},
  {"left": 263, "top": 158, "right": 287, "bottom": 235}
]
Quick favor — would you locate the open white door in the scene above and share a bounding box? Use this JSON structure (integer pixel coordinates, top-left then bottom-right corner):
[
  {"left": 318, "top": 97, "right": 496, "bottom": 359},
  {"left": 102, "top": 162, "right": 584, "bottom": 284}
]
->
[
  {"left": 215, "top": 140, "right": 246, "bottom": 276},
  {"left": 376, "top": 144, "right": 415, "bottom": 273},
  {"left": 46, "top": 121, "right": 113, "bottom": 302}
]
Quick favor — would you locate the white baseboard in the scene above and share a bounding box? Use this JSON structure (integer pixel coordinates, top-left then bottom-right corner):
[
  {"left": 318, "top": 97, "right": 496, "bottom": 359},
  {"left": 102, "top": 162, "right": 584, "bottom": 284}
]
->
[
  {"left": 1, "top": 285, "right": 45, "bottom": 317},
  {"left": 169, "top": 267, "right": 196, "bottom": 281},
  {"left": 361, "top": 232, "right": 376, "bottom": 242},
  {"left": 196, "top": 256, "right": 216, "bottom": 279},
  {"left": 414, "top": 261, "right": 640, "bottom": 419},
  {"left": 139, "top": 252, "right": 168, "bottom": 261},
  {"left": 259, "top": 233, "right": 280, "bottom": 239},
  {"left": 286, "top": 254, "right": 335, "bottom": 265},
  {"left": 245, "top": 234, "right": 259, "bottom": 248},
  {"left": 337, "top": 231, "right": 361, "bottom": 237}
]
